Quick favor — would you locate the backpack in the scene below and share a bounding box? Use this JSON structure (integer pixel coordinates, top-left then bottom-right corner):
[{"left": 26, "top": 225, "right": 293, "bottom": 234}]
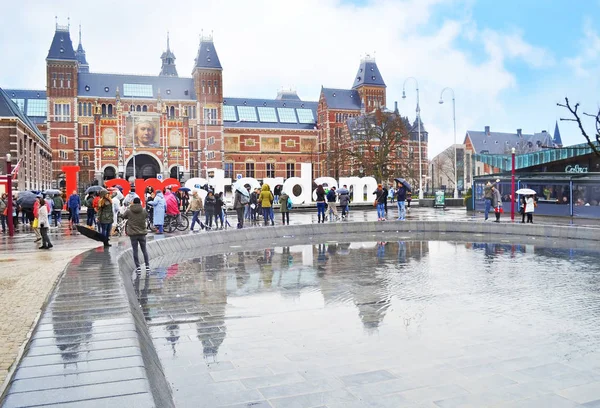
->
[
  {"left": 240, "top": 193, "right": 249, "bottom": 205},
  {"left": 286, "top": 197, "right": 293, "bottom": 210}
]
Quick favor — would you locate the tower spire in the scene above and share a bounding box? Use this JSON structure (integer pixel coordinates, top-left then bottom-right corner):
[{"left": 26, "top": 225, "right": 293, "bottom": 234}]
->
[
  {"left": 167, "top": 31, "right": 170, "bottom": 51},
  {"left": 79, "top": 24, "right": 82, "bottom": 45},
  {"left": 159, "top": 32, "right": 178, "bottom": 77}
]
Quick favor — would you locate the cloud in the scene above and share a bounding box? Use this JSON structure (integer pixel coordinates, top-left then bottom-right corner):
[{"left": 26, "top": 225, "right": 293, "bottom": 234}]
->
[
  {"left": 481, "top": 29, "right": 555, "bottom": 69},
  {"left": 566, "top": 19, "right": 600, "bottom": 78}
]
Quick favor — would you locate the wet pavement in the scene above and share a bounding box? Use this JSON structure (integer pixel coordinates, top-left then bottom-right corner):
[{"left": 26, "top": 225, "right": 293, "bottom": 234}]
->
[
  {"left": 142, "top": 238, "right": 600, "bottom": 408},
  {"left": 2, "top": 207, "right": 600, "bottom": 407}
]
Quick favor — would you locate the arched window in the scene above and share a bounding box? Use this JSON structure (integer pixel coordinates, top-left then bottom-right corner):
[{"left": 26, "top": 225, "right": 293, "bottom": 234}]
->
[
  {"left": 142, "top": 105, "right": 148, "bottom": 112},
  {"left": 101, "top": 104, "right": 107, "bottom": 116},
  {"left": 78, "top": 103, "right": 82, "bottom": 116},
  {"left": 169, "top": 106, "right": 175, "bottom": 118},
  {"left": 107, "top": 104, "right": 113, "bottom": 116},
  {"left": 136, "top": 105, "right": 141, "bottom": 112}
]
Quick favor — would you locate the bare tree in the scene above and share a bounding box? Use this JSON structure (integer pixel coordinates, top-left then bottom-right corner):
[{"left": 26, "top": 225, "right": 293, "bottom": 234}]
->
[
  {"left": 558, "top": 97, "right": 600, "bottom": 156},
  {"left": 344, "top": 109, "right": 409, "bottom": 182}
]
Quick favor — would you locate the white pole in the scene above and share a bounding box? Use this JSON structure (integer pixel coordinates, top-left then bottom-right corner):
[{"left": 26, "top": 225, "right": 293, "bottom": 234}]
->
[
  {"left": 416, "top": 89, "right": 423, "bottom": 200},
  {"left": 452, "top": 93, "right": 457, "bottom": 199},
  {"left": 132, "top": 98, "right": 136, "bottom": 180}
]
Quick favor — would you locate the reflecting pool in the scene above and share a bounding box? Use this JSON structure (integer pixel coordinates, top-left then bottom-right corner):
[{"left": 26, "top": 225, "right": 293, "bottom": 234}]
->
[{"left": 137, "top": 240, "right": 600, "bottom": 408}]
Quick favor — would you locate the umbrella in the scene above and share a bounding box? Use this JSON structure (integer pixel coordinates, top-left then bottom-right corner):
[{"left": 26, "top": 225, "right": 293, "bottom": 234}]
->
[
  {"left": 178, "top": 187, "right": 191, "bottom": 192},
  {"left": 85, "top": 185, "right": 104, "bottom": 194},
  {"left": 75, "top": 225, "right": 107, "bottom": 243},
  {"left": 43, "top": 189, "right": 61, "bottom": 196},
  {"left": 16, "top": 191, "right": 38, "bottom": 209},
  {"left": 233, "top": 181, "right": 250, "bottom": 197},
  {"left": 516, "top": 188, "right": 537, "bottom": 195},
  {"left": 394, "top": 178, "right": 412, "bottom": 191}
]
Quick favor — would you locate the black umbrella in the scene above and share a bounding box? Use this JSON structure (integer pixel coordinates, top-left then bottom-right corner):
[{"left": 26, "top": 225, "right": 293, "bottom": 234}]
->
[
  {"left": 178, "top": 187, "right": 191, "bottom": 192},
  {"left": 394, "top": 178, "right": 412, "bottom": 191},
  {"left": 85, "top": 186, "right": 104, "bottom": 194},
  {"left": 16, "top": 191, "right": 38, "bottom": 209},
  {"left": 75, "top": 225, "right": 107, "bottom": 243}
]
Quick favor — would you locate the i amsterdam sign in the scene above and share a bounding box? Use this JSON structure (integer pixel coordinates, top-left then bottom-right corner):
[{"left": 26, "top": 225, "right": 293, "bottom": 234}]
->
[{"left": 61, "top": 163, "right": 379, "bottom": 205}]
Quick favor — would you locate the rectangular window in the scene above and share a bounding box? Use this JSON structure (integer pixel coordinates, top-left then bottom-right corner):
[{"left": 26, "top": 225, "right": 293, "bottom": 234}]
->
[
  {"left": 66, "top": 73, "right": 71, "bottom": 88},
  {"left": 237, "top": 106, "right": 257, "bottom": 122},
  {"left": 201, "top": 80, "right": 205, "bottom": 93},
  {"left": 207, "top": 80, "right": 212, "bottom": 94},
  {"left": 54, "top": 103, "right": 70, "bottom": 122},
  {"left": 296, "top": 108, "right": 315, "bottom": 124},
  {"left": 52, "top": 73, "right": 57, "bottom": 88},
  {"left": 27, "top": 99, "right": 46, "bottom": 116},
  {"left": 11, "top": 99, "right": 25, "bottom": 112},
  {"left": 82, "top": 125, "right": 89, "bottom": 136},
  {"left": 257, "top": 107, "right": 278, "bottom": 122},
  {"left": 208, "top": 136, "right": 215, "bottom": 145},
  {"left": 206, "top": 151, "right": 215, "bottom": 160},
  {"left": 266, "top": 162, "right": 275, "bottom": 178},
  {"left": 82, "top": 140, "right": 89, "bottom": 150},
  {"left": 59, "top": 150, "right": 68, "bottom": 160},
  {"left": 204, "top": 108, "right": 217, "bottom": 125},
  {"left": 286, "top": 163, "right": 295, "bottom": 178},
  {"left": 223, "top": 105, "right": 237, "bottom": 121},
  {"left": 224, "top": 162, "right": 233, "bottom": 179},
  {"left": 59, "top": 73, "right": 64, "bottom": 88},
  {"left": 277, "top": 108, "right": 297, "bottom": 123},
  {"left": 123, "top": 83, "right": 153, "bottom": 97},
  {"left": 214, "top": 81, "right": 218, "bottom": 95},
  {"left": 245, "top": 162, "right": 255, "bottom": 178}
]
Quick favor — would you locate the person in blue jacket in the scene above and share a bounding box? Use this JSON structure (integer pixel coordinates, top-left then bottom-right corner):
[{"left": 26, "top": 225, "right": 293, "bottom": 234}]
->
[
  {"left": 67, "top": 190, "right": 81, "bottom": 228},
  {"left": 147, "top": 190, "right": 166, "bottom": 234}
]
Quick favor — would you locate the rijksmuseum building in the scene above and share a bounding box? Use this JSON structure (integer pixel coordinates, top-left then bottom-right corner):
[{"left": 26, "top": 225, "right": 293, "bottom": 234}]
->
[{"left": 5, "top": 23, "right": 428, "bottom": 188}]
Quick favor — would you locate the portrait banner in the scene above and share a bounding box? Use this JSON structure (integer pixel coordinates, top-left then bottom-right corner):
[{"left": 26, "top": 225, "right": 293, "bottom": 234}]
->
[{"left": 125, "top": 114, "right": 161, "bottom": 148}]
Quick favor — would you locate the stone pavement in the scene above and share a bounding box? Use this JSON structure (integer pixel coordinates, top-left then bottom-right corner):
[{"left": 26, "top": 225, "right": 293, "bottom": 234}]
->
[{"left": 1, "top": 206, "right": 600, "bottom": 407}]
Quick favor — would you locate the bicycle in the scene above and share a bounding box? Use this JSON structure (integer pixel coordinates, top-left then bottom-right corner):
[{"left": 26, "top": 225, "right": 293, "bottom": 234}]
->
[{"left": 164, "top": 213, "right": 189, "bottom": 233}]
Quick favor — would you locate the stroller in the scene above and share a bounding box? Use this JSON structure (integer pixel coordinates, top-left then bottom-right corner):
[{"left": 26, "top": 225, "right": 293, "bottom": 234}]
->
[{"left": 113, "top": 207, "right": 128, "bottom": 236}]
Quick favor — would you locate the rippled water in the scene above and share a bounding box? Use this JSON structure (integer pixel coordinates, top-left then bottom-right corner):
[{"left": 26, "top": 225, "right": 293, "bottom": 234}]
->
[{"left": 139, "top": 241, "right": 600, "bottom": 407}]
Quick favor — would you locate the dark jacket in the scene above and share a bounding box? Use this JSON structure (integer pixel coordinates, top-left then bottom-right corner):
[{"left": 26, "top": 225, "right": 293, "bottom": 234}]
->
[
  {"left": 396, "top": 186, "right": 407, "bottom": 202},
  {"left": 338, "top": 188, "right": 350, "bottom": 206},
  {"left": 233, "top": 191, "right": 243, "bottom": 210},
  {"left": 315, "top": 191, "right": 326, "bottom": 202},
  {"left": 214, "top": 195, "right": 225, "bottom": 212},
  {"left": 123, "top": 203, "right": 148, "bottom": 236},
  {"left": 204, "top": 195, "right": 216, "bottom": 213},
  {"left": 373, "top": 189, "right": 386, "bottom": 204},
  {"left": 52, "top": 196, "right": 64, "bottom": 211},
  {"left": 97, "top": 198, "right": 114, "bottom": 224},
  {"left": 326, "top": 189, "right": 337, "bottom": 203}
]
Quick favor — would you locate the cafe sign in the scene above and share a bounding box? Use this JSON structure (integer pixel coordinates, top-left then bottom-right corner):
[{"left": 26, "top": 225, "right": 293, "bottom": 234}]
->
[{"left": 565, "top": 164, "right": 588, "bottom": 173}]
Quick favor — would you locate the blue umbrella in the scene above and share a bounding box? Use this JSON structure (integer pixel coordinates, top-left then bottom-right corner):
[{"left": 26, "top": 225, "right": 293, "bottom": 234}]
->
[
  {"left": 394, "top": 178, "right": 412, "bottom": 191},
  {"left": 233, "top": 181, "right": 250, "bottom": 197},
  {"left": 178, "top": 187, "right": 191, "bottom": 192}
]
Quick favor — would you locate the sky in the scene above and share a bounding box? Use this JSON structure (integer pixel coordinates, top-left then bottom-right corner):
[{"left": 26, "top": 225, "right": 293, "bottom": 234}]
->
[{"left": 1, "top": 0, "right": 599, "bottom": 158}]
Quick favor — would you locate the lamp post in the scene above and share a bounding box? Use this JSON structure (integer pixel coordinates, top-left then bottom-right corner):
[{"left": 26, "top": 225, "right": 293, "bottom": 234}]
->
[
  {"left": 6, "top": 154, "right": 14, "bottom": 237},
  {"left": 439, "top": 87, "right": 458, "bottom": 199},
  {"left": 402, "top": 77, "right": 423, "bottom": 200},
  {"left": 510, "top": 147, "right": 516, "bottom": 221}
]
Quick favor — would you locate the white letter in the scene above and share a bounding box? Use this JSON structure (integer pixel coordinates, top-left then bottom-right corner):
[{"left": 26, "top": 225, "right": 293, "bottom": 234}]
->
[{"left": 283, "top": 163, "right": 312, "bottom": 204}]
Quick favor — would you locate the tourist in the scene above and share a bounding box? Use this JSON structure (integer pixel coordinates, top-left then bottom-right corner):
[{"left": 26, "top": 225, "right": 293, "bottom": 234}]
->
[
  {"left": 122, "top": 188, "right": 140, "bottom": 207},
  {"left": 273, "top": 184, "right": 282, "bottom": 205},
  {"left": 96, "top": 190, "right": 114, "bottom": 247},
  {"left": 388, "top": 185, "right": 395, "bottom": 204},
  {"left": 373, "top": 184, "right": 387, "bottom": 221},
  {"left": 249, "top": 187, "right": 259, "bottom": 223},
  {"left": 326, "top": 186, "right": 339, "bottom": 221},
  {"left": 123, "top": 197, "right": 150, "bottom": 275},
  {"left": 85, "top": 192, "right": 96, "bottom": 228},
  {"left": 204, "top": 191, "right": 216, "bottom": 229},
  {"left": 52, "top": 193, "right": 64, "bottom": 227},
  {"left": 396, "top": 182, "right": 407, "bottom": 221},
  {"left": 31, "top": 197, "right": 42, "bottom": 242},
  {"left": 483, "top": 181, "right": 493, "bottom": 221},
  {"left": 67, "top": 190, "right": 81, "bottom": 228},
  {"left": 338, "top": 185, "right": 350, "bottom": 219},
  {"left": 315, "top": 184, "right": 326, "bottom": 223},
  {"left": 186, "top": 190, "right": 204, "bottom": 231},
  {"left": 233, "top": 188, "right": 246, "bottom": 229},
  {"left": 12, "top": 196, "right": 18, "bottom": 227},
  {"left": 214, "top": 192, "right": 225, "bottom": 229},
  {"left": 147, "top": 190, "right": 166, "bottom": 234},
  {"left": 491, "top": 185, "right": 502, "bottom": 223},
  {"left": 382, "top": 184, "right": 389, "bottom": 215},
  {"left": 111, "top": 190, "right": 122, "bottom": 235},
  {"left": 37, "top": 197, "right": 52, "bottom": 249},
  {"left": 406, "top": 190, "right": 412, "bottom": 211},
  {"left": 280, "top": 190, "right": 290, "bottom": 225},
  {"left": 525, "top": 195, "right": 535, "bottom": 223},
  {"left": 519, "top": 195, "right": 526, "bottom": 223},
  {"left": 0, "top": 193, "right": 7, "bottom": 233},
  {"left": 259, "top": 184, "right": 274, "bottom": 226}
]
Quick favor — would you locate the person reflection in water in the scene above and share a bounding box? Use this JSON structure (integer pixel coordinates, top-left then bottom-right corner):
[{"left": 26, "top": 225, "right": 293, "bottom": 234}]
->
[{"left": 134, "top": 120, "right": 159, "bottom": 147}]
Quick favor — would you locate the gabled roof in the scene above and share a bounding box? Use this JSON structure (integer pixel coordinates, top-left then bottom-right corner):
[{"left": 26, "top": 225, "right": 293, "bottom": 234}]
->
[
  {"left": 320, "top": 88, "right": 361, "bottom": 111},
  {"left": 410, "top": 116, "right": 427, "bottom": 133},
  {"left": 467, "top": 128, "right": 554, "bottom": 155},
  {"left": 351, "top": 57, "right": 385, "bottom": 89},
  {"left": 77, "top": 73, "right": 195, "bottom": 100},
  {"left": 193, "top": 38, "right": 222, "bottom": 71},
  {"left": 223, "top": 96, "right": 318, "bottom": 131},
  {"left": 553, "top": 121, "right": 563, "bottom": 146},
  {"left": 0, "top": 88, "right": 46, "bottom": 141},
  {"left": 47, "top": 26, "right": 76, "bottom": 61}
]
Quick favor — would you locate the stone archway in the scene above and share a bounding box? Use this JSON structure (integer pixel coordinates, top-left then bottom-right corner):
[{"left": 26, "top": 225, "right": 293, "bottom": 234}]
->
[
  {"left": 126, "top": 154, "right": 161, "bottom": 180},
  {"left": 103, "top": 166, "right": 117, "bottom": 181}
]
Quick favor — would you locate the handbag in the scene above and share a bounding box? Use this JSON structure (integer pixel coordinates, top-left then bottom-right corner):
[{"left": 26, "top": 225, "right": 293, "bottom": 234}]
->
[
  {"left": 2, "top": 207, "right": 7, "bottom": 216},
  {"left": 494, "top": 206, "right": 504, "bottom": 214},
  {"left": 32, "top": 218, "right": 39, "bottom": 228},
  {"left": 373, "top": 199, "right": 378, "bottom": 207}
]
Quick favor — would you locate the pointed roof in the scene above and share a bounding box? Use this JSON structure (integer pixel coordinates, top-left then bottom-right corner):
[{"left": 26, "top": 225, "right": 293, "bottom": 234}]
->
[
  {"left": 553, "top": 121, "right": 563, "bottom": 146},
  {"left": 320, "top": 88, "right": 362, "bottom": 110},
  {"left": 0, "top": 88, "right": 46, "bottom": 142},
  {"left": 411, "top": 116, "right": 427, "bottom": 133},
  {"left": 47, "top": 23, "right": 76, "bottom": 61},
  {"left": 193, "top": 35, "right": 222, "bottom": 71},
  {"left": 351, "top": 55, "right": 385, "bottom": 89},
  {"left": 75, "top": 25, "right": 89, "bottom": 73},
  {"left": 159, "top": 32, "right": 178, "bottom": 77}
]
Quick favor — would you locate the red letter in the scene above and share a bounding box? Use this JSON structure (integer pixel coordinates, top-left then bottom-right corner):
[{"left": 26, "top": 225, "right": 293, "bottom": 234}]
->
[
  {"left": 135, "top": 178, "right": 180, "bottom": 206},
  {"left": 105, "top": 179, "right": 130, "bottom": 196},
  {"left": 62, "top": 166, "right": 80, "bottom": 196}
]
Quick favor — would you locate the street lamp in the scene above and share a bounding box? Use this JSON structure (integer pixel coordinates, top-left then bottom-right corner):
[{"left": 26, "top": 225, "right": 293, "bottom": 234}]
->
[
  {"left": 511, "top": 147, "right": 516, "bottom": 221},
  {"left": 402, "top": 77, "right": 423, "bottom": 200},
  {"left": 439, "top": 87, "right": 458, "bottom": 199}
]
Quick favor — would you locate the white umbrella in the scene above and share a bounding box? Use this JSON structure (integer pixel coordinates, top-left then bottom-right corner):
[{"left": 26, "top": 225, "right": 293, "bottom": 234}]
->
[
  {"left": 233, "top": 181, "right": 250, "bottom": 197},
  {"left": 516, "top": 188, "right": 537, "bottom": 195}
]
